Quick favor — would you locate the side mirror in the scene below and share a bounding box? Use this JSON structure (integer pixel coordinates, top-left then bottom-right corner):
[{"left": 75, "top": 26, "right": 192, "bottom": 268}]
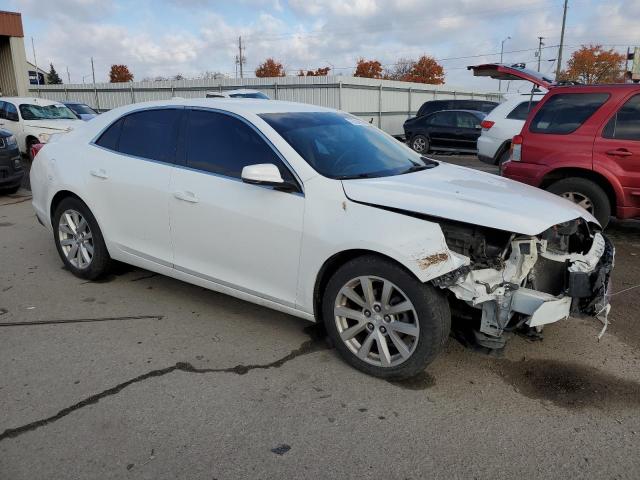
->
[
  {"left": 242, "top": 163, "right": 284, "bottom": 185},
  {"left": 241, "top": 163, "right": 299, "bottom": 193}
]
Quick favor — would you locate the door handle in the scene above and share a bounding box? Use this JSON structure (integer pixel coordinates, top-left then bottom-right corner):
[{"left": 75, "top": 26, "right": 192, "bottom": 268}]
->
[
  {"left": 606, "top": 149, "right": 633, "bottom": 157},
  {"left": 173, "top": 191, "right": 199, "bottom": 203},
  {"left": 90, "top": 169, "right": 108, "bottom": 179}
]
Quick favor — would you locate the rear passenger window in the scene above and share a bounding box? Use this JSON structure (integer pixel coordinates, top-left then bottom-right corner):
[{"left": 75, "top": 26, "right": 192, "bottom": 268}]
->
[
  {"left": 185, "top": 109, "right": 291, "bottom": 180},
  {"left": 506, "top": 101, "right": 539, "bottom": 120},
  {"left": 118, "top": 109, "right": 182, "bottom": 163},
  {"left": 95, "top": 118, "right": 123, "bottom": 151},
  {"left": 530, "top": 93, "right": 609, "bottom": 134},
  {"left": 603, "top": 94, "right": 640, "bottom": 141}
]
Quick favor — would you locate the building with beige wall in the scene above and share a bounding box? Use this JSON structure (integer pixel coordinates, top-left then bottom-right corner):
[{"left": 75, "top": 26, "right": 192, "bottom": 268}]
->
[{"left": 0, "top": 10, "right": 29, "bottom": 97}]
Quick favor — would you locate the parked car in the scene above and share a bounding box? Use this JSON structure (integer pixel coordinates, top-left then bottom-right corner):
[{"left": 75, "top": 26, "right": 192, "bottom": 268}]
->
[
  {"left": 469, "top": 63, "right": 640, "bottom": 227},
  {"left": 0, "top": 128, "right": 23, "bottom": 194},
  {"left": 415, "top": 99, "right": 498, "bottom": 118},
  {"left": 0, "top": 97, "right": 84, "bottom": 159},
  {"left": 404, "top": 109, "right": 486, "bottom": 153},
  {"left": 477, "top": 94, "right": 543, "bottom": 165},
  {"left": 30, "top": 99, "right": 613, "bottom": 379},
  {"left": 64, "top": 101, "right": 98, "bottom": 121},
  {"left": 205, "top": 89, "right": 270, "bottom": 99}
]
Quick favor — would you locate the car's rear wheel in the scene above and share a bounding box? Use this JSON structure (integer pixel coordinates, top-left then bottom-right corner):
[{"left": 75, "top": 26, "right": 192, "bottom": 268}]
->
[
  {"left": 322, "top": 255, "right": 450, "bottom": 379},
  {"left": 53, "top": 197, "right": 111, "bottom": 280},
  {"left": 547, "top": 177, "right": 611, "bottom": 227},
  {"left": 497, "top": 148, "right": 510, "bottom": 165},
  {"left": 410, "top": 135, "right": 430, "bottom": 154}
]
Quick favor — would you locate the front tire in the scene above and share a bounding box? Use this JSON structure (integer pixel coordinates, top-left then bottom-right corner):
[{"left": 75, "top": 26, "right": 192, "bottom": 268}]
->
[
  {"left": 410, "top": 134, "right": 430, "bottom": 154},
  {"left": 547, "top": 177, "right": 611, "bottom": 227},
  {"left": 53, "top": 197, "right": 111, "bottom": 280},
  {"left": 322, "top": 255, "right": 450, "bottom": 379}
]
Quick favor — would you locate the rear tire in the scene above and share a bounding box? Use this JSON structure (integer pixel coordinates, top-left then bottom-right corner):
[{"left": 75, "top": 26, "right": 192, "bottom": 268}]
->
[
  {"left": 497, "top": 148, "right": 510, "bottom": 165},
  {"left": 410, "top": 135, "right": 430, "bottom": 154},
  {"left": 322, "top": 255, "right": 450, "bottom": 379},
  {"left": 53, "top": 197, "right": 111, "bottom": 280},
  {"left": 547, "top": 177, "right": 611, "bottom": 227}
]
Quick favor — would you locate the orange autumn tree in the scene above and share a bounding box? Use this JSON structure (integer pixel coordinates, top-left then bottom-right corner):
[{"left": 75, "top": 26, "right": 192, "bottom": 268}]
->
[
  {"left": 255, "top": 58, "right": 286, "bottom": 77},
  {"left": 561, "top": 45, "right": 625, "bottom": 84},
  {"left": 109, "top": 64, "right": 134, "bottom": 82},
  {"left": 403, "top": 55, "right": 445, "bottom": 84},
  {"left": 354, "top": 58, "right": 383, "bottom": 79}
]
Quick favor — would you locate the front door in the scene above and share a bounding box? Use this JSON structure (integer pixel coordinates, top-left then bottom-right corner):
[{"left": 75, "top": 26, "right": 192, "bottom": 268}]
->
[
  {"left": 169, "top": 108, "right": 304, "bottom": 307},
  {"left": 593, "top": 93, "right": 640, "bottom": 207}
]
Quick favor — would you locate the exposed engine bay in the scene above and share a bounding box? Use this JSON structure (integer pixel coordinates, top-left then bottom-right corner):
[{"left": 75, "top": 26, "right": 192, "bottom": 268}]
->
[{"left": 432, "top": 218, "right": 614, "bottom": 348}]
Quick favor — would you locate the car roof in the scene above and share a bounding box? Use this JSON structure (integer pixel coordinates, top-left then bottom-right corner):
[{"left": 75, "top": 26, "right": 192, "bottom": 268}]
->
[
  {"left": 64, "top": 101, "right": 89, "bottom": 105},
  {"left": 0, "top": 97, "right": 65, "bottom": 106},
  {"left": 427, "top": 109, "right": 486, "bottom": 115},
  {"left": 109, "top": 98, "right": 334, "bottom": 116}
]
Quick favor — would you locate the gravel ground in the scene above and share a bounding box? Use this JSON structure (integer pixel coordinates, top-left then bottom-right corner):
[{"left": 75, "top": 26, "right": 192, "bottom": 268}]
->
[{"left": 1, "top": 156, "right": 639, "bottom": 479}]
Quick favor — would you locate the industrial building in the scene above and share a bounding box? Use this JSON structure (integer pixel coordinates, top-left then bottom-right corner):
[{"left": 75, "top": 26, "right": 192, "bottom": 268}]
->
[{"left": 0, "top": 10, "right": 28, "bottom": 97}]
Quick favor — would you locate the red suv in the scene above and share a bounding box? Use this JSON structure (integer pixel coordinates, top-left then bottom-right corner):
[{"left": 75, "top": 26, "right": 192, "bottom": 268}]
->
[{"left": 469, "top": 64, "right": 640, "bottom": 227}]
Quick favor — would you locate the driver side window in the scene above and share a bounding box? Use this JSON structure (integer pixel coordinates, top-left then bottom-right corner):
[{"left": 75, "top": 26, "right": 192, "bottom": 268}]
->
[{"left": 185, "top": 109, "right": 295, "bottom": 182}]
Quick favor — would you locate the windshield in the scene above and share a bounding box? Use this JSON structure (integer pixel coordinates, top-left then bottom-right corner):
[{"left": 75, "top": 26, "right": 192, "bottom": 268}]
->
[
  {"left": 19, "top": 104, "right": 78, "bottom": 120},
  {"left": 260, "top": 112, "right": 434, "bottom": 179},
  {"left": 230, "top": 92, "right": 270, "bottom": 99},
  {"left": 66, "top": 103, "right": 97, "bottom": 115}
]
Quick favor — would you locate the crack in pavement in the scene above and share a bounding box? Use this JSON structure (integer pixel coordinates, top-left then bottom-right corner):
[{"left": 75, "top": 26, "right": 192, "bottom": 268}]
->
[
  {"left": 0, "top": 197, "right": 32, "bottom": 207},
  {"left": 0, "top": 315, "right": 163, "bottom": 327},
  {"left": 0, "top": 338, "right": 326, "bottom": 442}
]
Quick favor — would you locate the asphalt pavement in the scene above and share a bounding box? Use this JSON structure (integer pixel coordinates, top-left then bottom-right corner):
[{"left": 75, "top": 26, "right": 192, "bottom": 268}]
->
[{"left": 1, "top": 156, "right": 639, "bottom": 479}]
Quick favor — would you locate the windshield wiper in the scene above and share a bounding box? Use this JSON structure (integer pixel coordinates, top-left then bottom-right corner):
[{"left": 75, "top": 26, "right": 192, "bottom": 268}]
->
[{"left": 401, "top": 161, "right": 438, "bottom": 174}]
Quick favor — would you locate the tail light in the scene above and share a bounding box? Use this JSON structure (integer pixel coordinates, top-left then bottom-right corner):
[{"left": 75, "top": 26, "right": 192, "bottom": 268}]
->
[
  {"left": 480, "top": 120, "right": 495, "bottom": 130},
  {"left": 30, "top": 143, "right": 44, "bottom": 160},
  {"left": 510, "top": 134, "right": 523, "bottom": 162}
]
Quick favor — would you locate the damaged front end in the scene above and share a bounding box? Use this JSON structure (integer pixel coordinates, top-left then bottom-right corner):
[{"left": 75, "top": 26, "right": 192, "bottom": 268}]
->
[{"left": 432, "top": 218, "right": 614, "bottom": 348}]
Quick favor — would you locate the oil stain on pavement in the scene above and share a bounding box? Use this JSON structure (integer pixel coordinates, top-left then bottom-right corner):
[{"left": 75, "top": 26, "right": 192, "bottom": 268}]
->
[{"left": 494, "top": 358, "right": 640, "bottom": 410}]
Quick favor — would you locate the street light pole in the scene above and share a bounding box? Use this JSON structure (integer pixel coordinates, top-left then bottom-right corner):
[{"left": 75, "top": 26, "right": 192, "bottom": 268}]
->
[{"left": 499, "top": 36, "right": 511, "bottom": 92}]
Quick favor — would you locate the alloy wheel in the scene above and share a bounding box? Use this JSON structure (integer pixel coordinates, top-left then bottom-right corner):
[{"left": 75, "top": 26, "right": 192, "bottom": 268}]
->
[
  {"left": 58, "top": 209, "right": 94, "bottom": 269},
  {"left": 561, "top": 191, "right": 594, "bottom": 214},
  {"left": 412, "top": 137, "right": 426, "bottom": 153},
  {"left": 334, "top": 276, "right": 420, "bottom": 367}
]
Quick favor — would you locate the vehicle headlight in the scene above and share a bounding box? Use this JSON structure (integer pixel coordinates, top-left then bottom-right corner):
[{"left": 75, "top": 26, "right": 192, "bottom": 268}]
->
[
  {"left": 38, "top": 133, "right": 51, "bottom": 143},
  {"left": 6, "top": 135, "right": 17, "bottom": 147}
]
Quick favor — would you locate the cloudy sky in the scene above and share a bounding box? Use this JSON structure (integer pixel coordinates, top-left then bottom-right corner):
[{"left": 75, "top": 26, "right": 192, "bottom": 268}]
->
[{"left": 6, "top": 0, "right": 640, "bottom": 91}]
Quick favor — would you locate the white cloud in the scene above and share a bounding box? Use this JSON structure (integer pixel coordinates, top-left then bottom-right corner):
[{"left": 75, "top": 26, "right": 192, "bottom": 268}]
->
[{"left": 11, "top": 0, "right": 638, "bottom": 88}]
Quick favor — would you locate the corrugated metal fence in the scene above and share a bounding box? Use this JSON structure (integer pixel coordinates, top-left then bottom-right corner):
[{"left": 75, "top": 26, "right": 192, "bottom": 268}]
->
[{"left": 28, "top": 76, "right": 501, "bottom": 136}]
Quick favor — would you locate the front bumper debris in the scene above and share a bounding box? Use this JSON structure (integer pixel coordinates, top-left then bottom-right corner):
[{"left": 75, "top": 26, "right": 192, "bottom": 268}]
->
[{"left": 439, "top": 231, "right": 614, "bottom": 341}]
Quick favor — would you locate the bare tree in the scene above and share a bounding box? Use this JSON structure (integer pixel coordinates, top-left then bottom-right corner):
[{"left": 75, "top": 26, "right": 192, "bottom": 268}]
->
[{"left": 384, "top": 58, "right": 415, "bottom": 80}]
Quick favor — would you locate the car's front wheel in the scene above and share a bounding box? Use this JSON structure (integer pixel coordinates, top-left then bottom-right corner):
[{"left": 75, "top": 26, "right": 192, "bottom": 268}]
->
[
  {"left": 53, "top": 197, "right": 111, "bottom": 280},
  {"left": 322, "top": 255, "right": 451, "bottom": 379},
  {"left": 547, "top": 177, "right": 611, "bottom": 227},
  {"left": 410, "top": 135, "right": 430, "bottom": 154}
]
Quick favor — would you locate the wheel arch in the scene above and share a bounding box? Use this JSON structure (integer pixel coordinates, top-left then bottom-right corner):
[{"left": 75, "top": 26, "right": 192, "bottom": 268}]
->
[
  {"left": 539, "top": 168, "right": 618, "bottom": 213},
  {"left": 493, "top": 139, "right": 511, "bottom": 164},
  {"left": 312, "top": 249, "right": 424, "bottom": 320}
]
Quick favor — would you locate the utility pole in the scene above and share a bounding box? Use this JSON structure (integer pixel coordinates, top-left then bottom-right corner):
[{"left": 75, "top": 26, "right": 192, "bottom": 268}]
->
[
  {"left": 537, "top": 36, "right": 545, "bottom": 72},
  {"left": 235, "top": 36, "right": 246, "bottom": 79},
  {"left": 91, "top": 57, "right": 96, "bottom": 84},
  {"left": 556, "top": 0, "right": 568, "bottom": 78},
  {"left": 66, "top": 66, "right": 71, "bottom": 83},
  {"left": 31, "top": 37, "right": 39, "bottom": 86},
  {"left": 499, "top": 36, "right": 511, "bottom": 92}
]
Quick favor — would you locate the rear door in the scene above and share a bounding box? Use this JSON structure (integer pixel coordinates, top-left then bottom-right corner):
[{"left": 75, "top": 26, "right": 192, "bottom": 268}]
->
[
  {"left": 593, "top": 93, "right": 640, "bottom": 204},
  {"left": 467, "top": 63, "right": 553, "bottom": 90},
  {"left": 453, "top": 112, "right": 483, "bottom": 150},
  {"left": 88, "top": 107, "right": 182, "bottom": 264}
]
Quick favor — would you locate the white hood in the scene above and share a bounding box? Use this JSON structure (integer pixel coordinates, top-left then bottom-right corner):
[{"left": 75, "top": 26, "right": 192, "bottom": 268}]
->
[
  {"left": 342, "top": 161, "right": 597, "bottom": 235},
  {"left": 24, "top": 119, "right": 83, "bottom": 132}
]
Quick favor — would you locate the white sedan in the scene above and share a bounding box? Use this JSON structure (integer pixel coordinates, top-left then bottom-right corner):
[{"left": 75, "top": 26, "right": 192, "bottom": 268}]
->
[{"left": 30, "top": 99, "right": 613, "bottom": 379}]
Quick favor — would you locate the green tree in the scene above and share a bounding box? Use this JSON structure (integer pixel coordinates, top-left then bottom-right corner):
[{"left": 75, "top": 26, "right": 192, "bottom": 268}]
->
[{"left": 47, "top": 63, "right": 63, "bottom": 84}]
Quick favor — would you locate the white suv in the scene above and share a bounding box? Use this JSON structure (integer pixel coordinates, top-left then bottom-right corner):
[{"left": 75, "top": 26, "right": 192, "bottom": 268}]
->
[
  {"left": 0, "top": 97, "right": 84, "bottom": 158},
  {"left": 477, "top": 94, "right": 543, "bottom": 165}
]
